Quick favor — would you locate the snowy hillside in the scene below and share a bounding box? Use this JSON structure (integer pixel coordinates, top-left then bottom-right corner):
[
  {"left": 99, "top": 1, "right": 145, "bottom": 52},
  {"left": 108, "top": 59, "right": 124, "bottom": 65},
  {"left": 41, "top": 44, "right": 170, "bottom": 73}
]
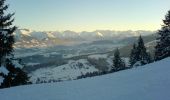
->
[
  {"left": 30, "top": 59, "right": 99, "bottom": 83},
  {"left": 13, "top": 30, "right": 156, "bottom": 71},
  {"left": 28, "top": 54, "right": 114, "bottom": 83},
  {"left": 0, "top": 58, "right": 170, "bottom": 100}
]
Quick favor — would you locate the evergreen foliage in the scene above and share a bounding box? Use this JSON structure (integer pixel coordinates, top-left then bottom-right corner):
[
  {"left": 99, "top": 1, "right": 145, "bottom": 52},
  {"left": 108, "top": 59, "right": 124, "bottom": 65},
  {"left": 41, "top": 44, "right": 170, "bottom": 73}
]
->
[
  {"left": 155, "top": 10, "right": 170, "bottom": 61},
  {"left": 129, "top": 43, "right": 138, "bottom": 67},
  {"left": 113, "top": 48, "right": 125, "bottom": 71},
  {"left": 130, "top": 36, "right": 151, "bottom": 67},
  {"left": 0, "top": 0, "right": 30, "bottom": 89}
]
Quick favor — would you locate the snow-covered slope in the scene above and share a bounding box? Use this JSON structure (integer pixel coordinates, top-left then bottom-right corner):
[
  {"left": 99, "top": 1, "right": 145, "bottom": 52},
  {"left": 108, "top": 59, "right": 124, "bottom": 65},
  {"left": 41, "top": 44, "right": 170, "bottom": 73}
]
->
[
  {"left": 28, "top": 54, "right": 116, "bottom": 83},
  {"left": 0, "top": 58, "right": 170, "bottom": 100},
  {"left": 30, "top": 59, "right": 98, "bottom": 83}
]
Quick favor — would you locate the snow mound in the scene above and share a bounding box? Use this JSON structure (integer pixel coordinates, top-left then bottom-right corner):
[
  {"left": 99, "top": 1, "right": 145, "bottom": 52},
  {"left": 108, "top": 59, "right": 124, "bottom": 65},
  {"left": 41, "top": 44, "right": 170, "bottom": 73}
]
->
[{"left": 0, "top": 58, "right": 170, "bottom": 100}]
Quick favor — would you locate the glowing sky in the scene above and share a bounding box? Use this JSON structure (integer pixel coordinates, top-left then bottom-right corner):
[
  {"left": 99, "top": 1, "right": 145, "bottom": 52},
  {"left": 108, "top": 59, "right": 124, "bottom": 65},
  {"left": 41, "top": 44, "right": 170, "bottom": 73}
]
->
[{"left": 8, "top": 0, "right": 170, "bottom": 32}]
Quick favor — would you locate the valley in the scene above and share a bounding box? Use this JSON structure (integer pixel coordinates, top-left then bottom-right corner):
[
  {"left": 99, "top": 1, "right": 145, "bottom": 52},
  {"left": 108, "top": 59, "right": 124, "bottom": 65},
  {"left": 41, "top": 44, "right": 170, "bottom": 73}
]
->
[{"left": 13, "top": 29, "right": 156, "bottom": 83}]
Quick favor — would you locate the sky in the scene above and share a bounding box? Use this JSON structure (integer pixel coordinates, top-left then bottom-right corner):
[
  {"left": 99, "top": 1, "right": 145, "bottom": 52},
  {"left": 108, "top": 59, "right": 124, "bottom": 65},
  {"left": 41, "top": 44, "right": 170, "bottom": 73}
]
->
[{"left": 7, "top": 0, "right": 170, "bottom": 32}]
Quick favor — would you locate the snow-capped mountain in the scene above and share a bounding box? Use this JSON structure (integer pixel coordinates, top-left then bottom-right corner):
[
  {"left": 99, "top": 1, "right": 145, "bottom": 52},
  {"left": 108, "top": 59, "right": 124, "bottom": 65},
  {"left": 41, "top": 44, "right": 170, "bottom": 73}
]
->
[
  {"left": 13, "top": 29, "right": 154, "bottom": 48},
  {"left": 13, "top": 29, "right": 156, "bottom": 77}
]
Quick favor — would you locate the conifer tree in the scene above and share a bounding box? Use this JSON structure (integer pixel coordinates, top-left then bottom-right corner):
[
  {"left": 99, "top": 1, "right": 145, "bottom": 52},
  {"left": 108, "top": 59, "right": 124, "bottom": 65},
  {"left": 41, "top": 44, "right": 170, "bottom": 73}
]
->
[
  {"left": 137, "top": 36, "right": 148, "bottom": 63},
  {"left": 113, "top": 48, "right": 125, "bottom": 71},
  {"left": 130, "top": 36, "right": 151, "bottom": 67},
  {"left": 0, "top": 0, "right": 16, "bottom": 64},
  {"left": 129, "top": 43, "right": 138, "bottom": 67},
  {"left": 0, "top": 0, "right": 30, "bottom": 88},
  {"left": 155, "top": 10, "right": 170, "bottom": 61}
]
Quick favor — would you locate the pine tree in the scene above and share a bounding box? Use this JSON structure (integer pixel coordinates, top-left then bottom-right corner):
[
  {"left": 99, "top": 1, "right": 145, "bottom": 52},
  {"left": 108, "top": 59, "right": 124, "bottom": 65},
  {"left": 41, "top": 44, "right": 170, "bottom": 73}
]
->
[
  {"left": 130, "top": 36, "right": 151, "bottom": 67},
  {"left": 0, "top": 0, "right": 30, "bottom": 88},
  {"left": 129, "top": 43, "right": 138, "bottom": 67},
  {"left": 146, "top": 52, "right": 152, "bottom": 63},
  {"left": 155, "top": 10, "right": 170, "bottom": 61},
  {"left": 113, "top": 48, "right": 125, "bottom": 71},
  {"left": 0, "top": 0, "right": 16, "bottom": 59},
  {"left": 137, "top": 36, "right": 148, "bottom": 64}
]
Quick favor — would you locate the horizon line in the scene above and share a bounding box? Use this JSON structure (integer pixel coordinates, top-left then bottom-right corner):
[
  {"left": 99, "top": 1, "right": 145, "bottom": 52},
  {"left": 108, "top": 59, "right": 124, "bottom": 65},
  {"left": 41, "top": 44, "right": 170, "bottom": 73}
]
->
[{"left": 17, "top": 28, "right": 157, "bottom": 33}]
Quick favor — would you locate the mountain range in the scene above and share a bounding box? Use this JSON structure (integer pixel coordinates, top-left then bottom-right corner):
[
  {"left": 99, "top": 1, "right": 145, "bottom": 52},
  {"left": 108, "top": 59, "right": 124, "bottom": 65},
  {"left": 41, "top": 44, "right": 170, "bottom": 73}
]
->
[
  {"left": 14, "top": 29, "right": 155, "bottom": 48},
  {"left": 12, "top": 29, "right": 157, "bottom": 83}
]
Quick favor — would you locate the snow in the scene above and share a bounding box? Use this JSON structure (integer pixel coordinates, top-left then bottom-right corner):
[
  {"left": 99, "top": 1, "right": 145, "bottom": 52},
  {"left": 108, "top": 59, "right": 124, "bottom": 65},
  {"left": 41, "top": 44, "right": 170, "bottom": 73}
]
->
[
  {"left": 63, "top": 54, "right": 77, "bottom": 58},
  {"left": 0, "top": 66, "right": 9, "bottom": 84},
  {"left": 88, "top": 54, "right": 108, "bottom": 60},
  {"left": 12, "top": 60, "right": 23, "bottom": 69},
  {"left": 0, "top": 76, "right": 4, "bottom": 84},
  {"left": 0, "top": 66, "right": 9, "bottom": 75},
  {"left": 1, "top": 30, "right": 8, "bottom": 36},
  {"left": 145, "top": 40, "right": 157, "bottom": 47},
  {"left": 106, "top": 56, "right": 113, "bottom": 70},
  {"left": 97, "top": 32, "right": 103, "bottom": 37},
  {"left": 27, "top": 63, "right": 40, "bottom": 66},
  {"left": 46, "top": 32, "right": 56, "bottom": 38},
  {"left": 20, "top": 29, "right": 32, "bottom": 36},
  {"left": 14, "top": 49, "right": 43, "bottom": 58},
  {"left": 30, "top": 59, "right": 98, "bottom": 83},
  {"left": 30, "top": 31, "right": 48, "bottom": 40},
  {"left": 0, "top": 60, "right": 23, "bottom": 85},
  {"left": 13, "top": 29, "right": 153, "bottom": 41},
  {"left": 41, "top": 52, "right": 60, "bottom": 57},
  {"left": 122, "top": 57, "right": 130, "bottom": 67},
  {"left": 0, "top": 58, "right": 170, "bottom": 100}
]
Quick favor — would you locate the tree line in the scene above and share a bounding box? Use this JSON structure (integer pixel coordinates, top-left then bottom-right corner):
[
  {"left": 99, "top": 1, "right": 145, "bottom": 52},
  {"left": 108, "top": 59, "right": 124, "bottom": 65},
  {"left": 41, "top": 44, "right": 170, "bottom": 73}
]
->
[
  {"left": 111, "top": 9, "right": 170, "bottom": 71},
  {"left": 77, "top": 10, "right": 170, "bottom": 79}
]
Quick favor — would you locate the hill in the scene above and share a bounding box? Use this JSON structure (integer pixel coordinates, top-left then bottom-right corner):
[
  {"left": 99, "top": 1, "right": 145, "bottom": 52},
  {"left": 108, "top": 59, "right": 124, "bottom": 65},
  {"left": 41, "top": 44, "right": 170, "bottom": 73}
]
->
[{"left": 0, "top": 58, "right": 170, "bottom": 100}]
